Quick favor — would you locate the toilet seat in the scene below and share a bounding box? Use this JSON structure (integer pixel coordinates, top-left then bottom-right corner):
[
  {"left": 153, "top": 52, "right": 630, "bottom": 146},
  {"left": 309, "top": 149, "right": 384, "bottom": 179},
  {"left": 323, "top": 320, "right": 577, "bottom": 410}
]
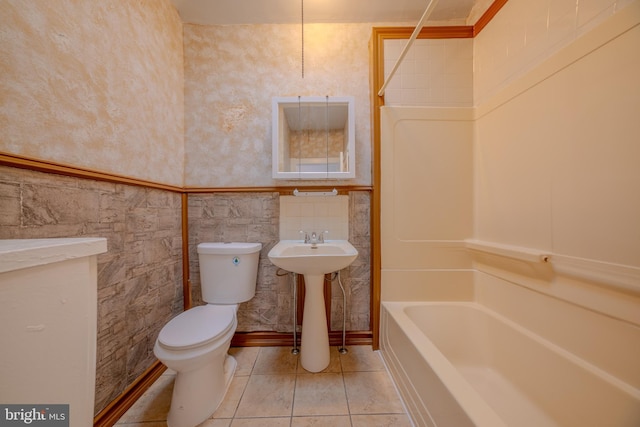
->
[{"left": 158, "top": 305, "right": 236, "bottom": 350}]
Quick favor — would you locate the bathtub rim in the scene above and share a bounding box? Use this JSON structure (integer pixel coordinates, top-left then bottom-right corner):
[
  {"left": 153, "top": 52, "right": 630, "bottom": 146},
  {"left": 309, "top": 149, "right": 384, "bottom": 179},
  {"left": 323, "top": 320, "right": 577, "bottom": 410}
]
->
[
  {"left": 382, "top": 300, "right": 640, "bottom": 427},
  {"left": 400, "top": 301, "right": 640, "bottom": 398},
  {"left": 382, "top": 301, "right": 508, "bottom": 427}
]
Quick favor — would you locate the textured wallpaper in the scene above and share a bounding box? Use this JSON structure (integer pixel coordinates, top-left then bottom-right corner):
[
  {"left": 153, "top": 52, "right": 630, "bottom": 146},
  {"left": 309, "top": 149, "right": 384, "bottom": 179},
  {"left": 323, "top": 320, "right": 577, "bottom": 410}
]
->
[
  {"left": 183, "top": 23, "right": 373, "bottom": 187},
  {"left": 0, "top": 0, "right": 184, "bottom": 186}
]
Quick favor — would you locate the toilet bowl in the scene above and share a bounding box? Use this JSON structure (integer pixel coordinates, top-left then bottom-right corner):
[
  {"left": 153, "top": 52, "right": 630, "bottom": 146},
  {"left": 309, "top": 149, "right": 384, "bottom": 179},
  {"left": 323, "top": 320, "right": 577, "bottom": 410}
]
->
[
  {"left": 154, "top": 305, "right": 237, "bottom": 427},
  {"left": 153, "top": 242, "right": 261, "bottom": 427}
]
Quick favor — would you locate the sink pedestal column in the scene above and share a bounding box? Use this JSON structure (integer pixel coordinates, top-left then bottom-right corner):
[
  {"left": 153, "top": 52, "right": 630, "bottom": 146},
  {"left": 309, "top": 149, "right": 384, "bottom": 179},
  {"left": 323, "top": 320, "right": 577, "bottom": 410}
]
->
[{"left": 300, "top": 274, "right": 330, "bottom": 372}]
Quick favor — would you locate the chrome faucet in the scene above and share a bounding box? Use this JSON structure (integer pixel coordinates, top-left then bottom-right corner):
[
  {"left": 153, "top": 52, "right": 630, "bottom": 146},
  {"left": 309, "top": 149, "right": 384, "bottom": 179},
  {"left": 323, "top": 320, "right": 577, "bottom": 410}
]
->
[{"left": 300, "top": 230, "right": 328, "bottom": 246}]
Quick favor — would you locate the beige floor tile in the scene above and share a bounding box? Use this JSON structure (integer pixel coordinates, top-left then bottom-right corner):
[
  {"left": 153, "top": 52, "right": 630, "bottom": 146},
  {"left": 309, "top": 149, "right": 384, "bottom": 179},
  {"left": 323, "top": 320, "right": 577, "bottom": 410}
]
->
[
  {"left": 235, "top": 374, "right": 296, "bottom": 417},
  {"left": 351, "top": 413, "right": 414, "bottom": 426},
  {"left": 230, "top": 417, "right": 291, "bottom": 426},
  {"left": 291, "top": 415, "right": 352, "bottom": 426},
  {"left": 116, "top": 374, "right": 174, "bottom": 423},
  {"left": 293, "top": 373, "right": 349, "bottom": 416},
  {"left": 339, "top": 345, "right": 385, "bottom": 372},
  {"left": 253, "top": 346, "right": 298, "bottom": 374},
  {"left": 211, "top": 375, "right": 249, "bottom": 418},
  {"left": 344, "top": 371, "right": 405, "bottom": 415},
  {"left": 296, "top": 346, "right": 342, "bottom": 374},
  {"left": 115, "top": 347, "right": 411, "bottom": 426},
  {"left": 229, "top": 347, "right": 259, "bottom": 376}
]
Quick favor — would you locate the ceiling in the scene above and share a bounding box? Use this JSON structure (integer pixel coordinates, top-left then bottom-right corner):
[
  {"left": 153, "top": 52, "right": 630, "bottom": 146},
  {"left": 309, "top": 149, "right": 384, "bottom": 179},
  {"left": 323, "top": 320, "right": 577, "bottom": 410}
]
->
[{"left": 170, "top": 0, "right": 495, "bottom": 26}]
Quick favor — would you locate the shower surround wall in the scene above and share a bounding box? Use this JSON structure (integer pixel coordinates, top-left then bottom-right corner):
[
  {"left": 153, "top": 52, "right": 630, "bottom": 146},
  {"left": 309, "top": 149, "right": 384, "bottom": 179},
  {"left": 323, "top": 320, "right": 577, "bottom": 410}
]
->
[
  {"left": 383, "top": 38, "right": 474, "bottom": 107},
  {"left": 471, "top": 0, "right": 640, "bottom": 312},
  {"left": 473, "top": 0, "right": 637, "bottom": 104},
  {"left": 378, "top": 4, "right": 640, "bottom": 423},
  {"left": 379, "top": 0, "right": 640, "bottom": 305}
]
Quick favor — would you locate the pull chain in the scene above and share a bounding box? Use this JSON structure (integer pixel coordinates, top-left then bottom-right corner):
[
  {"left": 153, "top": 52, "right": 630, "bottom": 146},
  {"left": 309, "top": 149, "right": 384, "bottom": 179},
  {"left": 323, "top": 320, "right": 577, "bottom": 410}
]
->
[
  {"left": 301, "top": 0, "right": 304, "bottom": 78},
  {"left": 325, "top": 95, "right": 329, "bottom": 177}
]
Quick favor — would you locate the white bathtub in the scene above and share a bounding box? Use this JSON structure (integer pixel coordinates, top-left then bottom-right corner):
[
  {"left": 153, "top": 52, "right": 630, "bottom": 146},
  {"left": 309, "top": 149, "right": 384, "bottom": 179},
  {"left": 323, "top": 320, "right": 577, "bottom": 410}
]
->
[{"left": 381, "top": 301, "right": 640, "bottom": 427}]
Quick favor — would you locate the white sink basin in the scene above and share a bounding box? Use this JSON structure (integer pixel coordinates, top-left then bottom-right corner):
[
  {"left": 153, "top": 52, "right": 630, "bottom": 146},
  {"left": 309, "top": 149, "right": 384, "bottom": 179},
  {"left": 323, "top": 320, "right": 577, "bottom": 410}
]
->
[
  {"left": 268, "top": 240, "right": 358, "bottom": 276},
  {"left": 268, "top": 240, "right": 358, "bottom": 372}
]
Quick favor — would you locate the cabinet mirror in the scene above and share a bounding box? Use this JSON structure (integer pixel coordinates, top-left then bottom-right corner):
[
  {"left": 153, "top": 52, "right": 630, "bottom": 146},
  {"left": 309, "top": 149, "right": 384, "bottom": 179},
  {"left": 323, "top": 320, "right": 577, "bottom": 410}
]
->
[{"left": 272, "top": 96, "right": 355, "bottom": 179}]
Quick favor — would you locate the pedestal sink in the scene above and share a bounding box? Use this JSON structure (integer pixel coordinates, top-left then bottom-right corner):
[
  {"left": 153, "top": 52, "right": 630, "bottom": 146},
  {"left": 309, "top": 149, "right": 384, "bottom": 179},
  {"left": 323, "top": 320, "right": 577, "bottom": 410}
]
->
[{"left": 268, "top": 240, "right": 358, "bottom": 372}]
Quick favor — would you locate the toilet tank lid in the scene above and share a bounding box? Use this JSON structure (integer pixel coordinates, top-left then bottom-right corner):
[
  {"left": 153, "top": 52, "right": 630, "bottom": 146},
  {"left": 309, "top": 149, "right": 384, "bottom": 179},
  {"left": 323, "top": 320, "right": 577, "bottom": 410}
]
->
[{"left": 197, "top": 242, "right": 262, "bottom": 255}]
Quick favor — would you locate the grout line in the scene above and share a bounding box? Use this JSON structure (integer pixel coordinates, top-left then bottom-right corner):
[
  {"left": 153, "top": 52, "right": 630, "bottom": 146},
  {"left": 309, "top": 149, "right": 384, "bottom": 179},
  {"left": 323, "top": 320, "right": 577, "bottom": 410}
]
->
[{"left": 118, "top": 346, "right": 411, "bottom": 425}]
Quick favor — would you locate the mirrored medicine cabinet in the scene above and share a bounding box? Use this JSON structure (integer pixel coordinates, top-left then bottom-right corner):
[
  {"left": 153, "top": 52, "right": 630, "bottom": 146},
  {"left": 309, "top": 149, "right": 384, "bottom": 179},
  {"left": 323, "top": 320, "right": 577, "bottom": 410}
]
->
[{"left": 272, "top": 96, "right": 355, "bottom": 179}]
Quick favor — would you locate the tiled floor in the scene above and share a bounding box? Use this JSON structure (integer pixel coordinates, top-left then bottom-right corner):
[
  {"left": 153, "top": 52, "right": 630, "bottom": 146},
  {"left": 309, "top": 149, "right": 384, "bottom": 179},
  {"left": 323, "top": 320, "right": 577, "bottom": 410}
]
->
[{"left": 115, "top": 345, "right": 413, "bottom": 427}]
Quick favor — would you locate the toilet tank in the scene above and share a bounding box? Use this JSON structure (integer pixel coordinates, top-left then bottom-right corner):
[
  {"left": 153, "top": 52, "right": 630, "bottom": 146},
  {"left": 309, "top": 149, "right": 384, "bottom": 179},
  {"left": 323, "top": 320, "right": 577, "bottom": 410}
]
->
[{"left": 197, "top": 242, "right": 262, "bottom": 304}]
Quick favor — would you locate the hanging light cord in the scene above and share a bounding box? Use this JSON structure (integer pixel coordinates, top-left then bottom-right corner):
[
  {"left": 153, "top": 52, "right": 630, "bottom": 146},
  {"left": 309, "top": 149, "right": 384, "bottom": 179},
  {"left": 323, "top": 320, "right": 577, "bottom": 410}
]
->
[
  {"left": 301, "top": 0, "right": 304, "bottom": 78},
  {"left": 326, "top": 95, "right": 329, "bottom": 177}
]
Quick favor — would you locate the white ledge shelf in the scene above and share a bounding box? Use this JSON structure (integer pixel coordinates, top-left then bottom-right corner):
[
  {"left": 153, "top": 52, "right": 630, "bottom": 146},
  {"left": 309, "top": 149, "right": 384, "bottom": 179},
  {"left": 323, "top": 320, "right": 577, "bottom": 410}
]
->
[
  {"left": 465, "top": 239, "right": 640, "bottom": 295},
  {"left": 465, "top": 239, "right": 550, "bottom": 264}
]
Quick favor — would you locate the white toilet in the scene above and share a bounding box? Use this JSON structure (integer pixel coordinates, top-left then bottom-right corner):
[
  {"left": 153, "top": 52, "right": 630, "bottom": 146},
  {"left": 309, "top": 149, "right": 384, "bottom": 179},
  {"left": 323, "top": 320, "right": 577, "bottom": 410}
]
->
[{"left": 154, "top": 242, "right": 262, "bottom": 427}]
